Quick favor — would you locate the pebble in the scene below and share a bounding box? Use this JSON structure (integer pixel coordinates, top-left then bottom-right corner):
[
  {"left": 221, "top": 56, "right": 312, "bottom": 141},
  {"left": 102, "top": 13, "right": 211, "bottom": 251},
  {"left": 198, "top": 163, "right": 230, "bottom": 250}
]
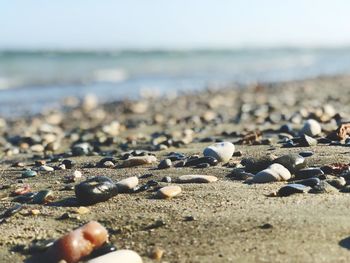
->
[
  {"left": 298, "top": 134, "right": 318, "bottom": 147},
  {"left": 292, "top": 177, "right": 321, "bottom": 187},
  {"left": 273, "top": 154, "right": 306, "bottom": 174},
  {"left": 158, "top": 158, "right": 172, "bottom": 169},
  {"left": 299, "top": 151, "right": 314, "bottom": 157},
  {"left": 88, "top": 243, "right": 117, "bottom": 259},
  {"left": 228, "top": 168, "right": 254, "bottom": 180},
  {"left": 121, "top": 155, "right": 157, "bottom": 167},
  {"left": 203, "top": 142, "right": 235, "bottom": 163},
  {"left": 102, "top": 161, "right": 115, "bottom": 168},
  {"left": 1, "top": 204, "right": 23, "bottom": 219},
  {"left": 157, "top": 185, "right": 182, "bottom": 199},
  {"left": 87, "top": 250, "right": 143, "bottom": 263},
  {"left": 44, "top": 221, "right": 108, "bottom": 263},
  {"left": 278, "top": 184, "right": 310, "bottom": 196},
  {"left": 253, "top": 163, "right": 291, "bottom": 183},
  {"left": 32, "top": 190, "right": 54, "bottom": 204},
  {"left": 21, "top": 170, "right": 37, "bottom": 178},
  {"left": 75, "top": 176, "right": 118, "bottom": 205},
  {"left": 116, "top": 176, "right": 139, "bottom": 193},
  {"left": 196, "top": 162, "right": 211, "bottom": 168},
  {"left": 176, "top": 174, "right": 218, "bottom": 183},
  {"left": 241, "top": 155, "right": 275, "bottom": 174},
  {"left": 62, "top": 159, "right": 76, "bottom": 169},
  {"left": 39, "top": 165, "right": 54, "bottom": 172},
  {"left": 300, "top": 119, "right": 322, "bottom": 137},
  {"left": 150, "top": 247, "right": 164, "bottom": 260},
  {"left": 30, "top": 144, "right": 45, "bottom": 152},
  {"left": 75, "top": 206, "right": 90, "bottom": 215},
  {"left": 161, "top": 176, "right": 172, "bottom": 183},
  {"left": 309, "top": 181, "right": 338, "bottom": 194},
  {"left": 340, "top": 185, "right": 350, "bottom": 193},
  {"left": 72, "top": 143, "right": 92, "bottom": 156},
  {"left": 184, "top": 156, "right": 218, "bottom": 167},
  {"left": 326, "top": 177, "right": 346, "bottom": 189},
  {"left": 295, "top": 168, "right": 324, "bottom": 180}
]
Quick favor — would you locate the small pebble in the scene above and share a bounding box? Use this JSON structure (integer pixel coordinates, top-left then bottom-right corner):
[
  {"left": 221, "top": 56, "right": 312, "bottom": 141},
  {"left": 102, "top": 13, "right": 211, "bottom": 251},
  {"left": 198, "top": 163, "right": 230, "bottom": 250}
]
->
[
  {"left": 22, "top": 170, "right": 37, "bottom": 178},
  {"left": 87, "top": 250, "right": 142, "bottom": 263},
  {"left": 158, "top": 158, "right": 172, "bottom": 169},
  {"left": 121, "top": 156, "right": 157, "bottom": 168},
  {"left": 176, "top": 175, "right": 218, "bottom": 183},
  {"left": 295, "top": 168, "right": 324, "bottom": 180},
  {"left": 277, "top": 184, "right": 310, "bottom": 196},
  {"left": 253, "top": 163, "right": 291, "bottom": 183},
  {"left": 300, "top": 119, "right": 322, "bottom": 137},
  {"left": 116, "top": 176, "right": 139, "bottom": 193},
  {"left": 203, "top": 141, "right": 235, "bottom": 163},
  {"left": 157, "top": 185, "right": 182, "bottom": 199}
]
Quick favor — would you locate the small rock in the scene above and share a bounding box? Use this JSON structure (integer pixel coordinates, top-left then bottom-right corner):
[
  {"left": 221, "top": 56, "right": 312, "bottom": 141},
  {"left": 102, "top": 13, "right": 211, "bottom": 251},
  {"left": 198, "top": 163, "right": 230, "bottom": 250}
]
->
[
  {"left": 196, "top": 163, "right": 210, "bottom": 168},
  {"left": 158, "top": 159, "right": 172, "bottom": 169},
  {"left": 75, "top": 206, "right": 90, "bottom": 215},
  {"left": 176, "top": 175, "right": 218, "bottom": 183},
  {"left": 184, "top": 156, "right": 218, "bottom": 167},
  {"left": 326, "top": 177, "right": 346, "bottom": 189},
  {"left": 75, "top": 176, "right": 118, "bottom": 205},
  {"left": 295, "top": 168, "right": 324, "bottom": 180},
  {"left": 116, "top": 176, "right": 139, "bottom": 193},
  {"left": 39, "top": 165, "right": 54, "bottom": 172},
  {"left": 299, "top": 151, "right": 314, "bottom": 157},
  {"left": 121, "top": 156, "right": 157, "bottom": 168},
  {"left": 292, "top": 177, "right": 320, "bottom": 187},
  {"left": 21, "top": 170, "right": 37, "bottom": 178},
  {"left": 203, "top": 142, "right": 235, "bottom": 163},
  {"left": 309, "top": 181, "right": 338, "bottom": 194},
  {"left": 150, "top": 247, "right": 164, "bottom": 260},
  {"left": 228, "top": 168, "right": 254, "bottom": 180},
  {"left": 87, "top": 250, "right": 142, "bottom": 263},
  {"left": 273, "top": 154, "right": 306, "bottom": 174},
  {"left": 253, "top": 163, "right": 291, "bottom": 183},
  {"left": 72, "top": 143, "right": 92, "bottom": 156},
  {"left": 241, "top": 155, "right": 276, "bottom": 174},
  {"left": 32, "top": 190, "right": 54, "bottom": 204},
  {"left": 278, "top": 184, "right": 310, "bottom": 196},
  {"left": 31, "top": 144, "right": 45, "bottom": 152},
  {"left": 62, "top": 159, "right": 76, "bottom": 169},
  {"left": 300, "top": 119, "right": 322, "bottom": 137},
  {"left": 157, "top": 185, "right": 182, "bottom": 199},
  {"left": 102, "top": 161, "right": 115, "bottom": 168},
  {"left": 161, "top": 176, "right": 172, "bottom": 183}
]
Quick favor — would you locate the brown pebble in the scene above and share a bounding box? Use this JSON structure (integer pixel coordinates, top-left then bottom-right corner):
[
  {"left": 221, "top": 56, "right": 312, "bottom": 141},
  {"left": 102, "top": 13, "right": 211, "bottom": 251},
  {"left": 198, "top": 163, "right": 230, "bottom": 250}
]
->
[
  {"left": 151, "top": 247, "right": 164, "bottom": 260},
  {"left": 157, "top": 185, "right": 182, "bottom": 199}
]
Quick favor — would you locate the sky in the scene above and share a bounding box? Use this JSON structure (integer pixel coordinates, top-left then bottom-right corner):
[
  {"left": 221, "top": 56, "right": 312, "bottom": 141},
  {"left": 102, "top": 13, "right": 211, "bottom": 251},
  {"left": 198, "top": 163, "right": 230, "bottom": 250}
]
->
[{"left": 1, "top": 0, "right": 350, "bottom": 49}]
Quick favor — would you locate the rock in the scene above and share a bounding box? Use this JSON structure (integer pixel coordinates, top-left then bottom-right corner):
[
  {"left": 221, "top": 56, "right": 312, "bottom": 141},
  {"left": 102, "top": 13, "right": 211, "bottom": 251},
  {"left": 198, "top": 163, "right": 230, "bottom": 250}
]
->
[
  {"left": 300, "top": 119, "right": 322, "bottom": 137},
  {"left": 161, "top": 176, "right": 172, "bottom": 183},
  {"left": 121, "top": 156, "right": 157, "bottom": 168},
  {"left": 196, "top": 162, "right": 210, "bottom": 168},
  {"left": 44, "top": 221, "right": 108, "bottom": 263},
  {"left": 102, "top": 161, "right": 115, "bottom": 168},
  {"left": 62, "top": 159, "right": 76, "bottom": 169},
  {"left": 184, "top": 156, "right": 218, "bottom": 167},
  {"left": 87, "top": 250, "right": 142, "bottom": 263},
  {"left": 158, "top": 159, "right": 172, "bottom": 169},
  {"left": 309, "top": 181, "right": 338, "bottom": 194},
  {"left": 326, "top": 177, "right": 346, "bottom": 189},
  {"left": 203, "top": 142, "right": 235, "bottom": 163},
  {"left": 32, "top": 190, "right": 54, "bottom": 204},
  {"left": 157, "top": 185, "right": 182, "bottom": 199},
  {"left": 75, "top": 206, "right": 90, "bottom": 215},
  {"left": 150, "top": 247, "right": 164, "bottom": 260},
  {"left": 292, "top": 177, "right": 320, "bottom": 187},
  {"left": 299, "top": 151, "right": 314, "bottom": 157},
  {"left": 176, "top": 175, "right": 218, "bottom": 183},
  {"left": 30, "top": 144, "right": 45, "bottom": 152},
  {"left": 241, "top": 155, "right": 276, "bottom": 174},
  {"left": 88, "top": 243, "right": 117, "bottom": 259},
  {"left": 298, "top": 134, "right": 318, "bottom": 147},
  {"left": 116, "top": 176, "right": 139, "bottom": 193},
  {"left": 22, "top": 170, "right": 37, "bottom": 178},
  {"left": 39, "top": 165, "right": 54, "bottom": 172},
  {"left": 227, "top": 168, "right": 254, "bottom": 180},
  {"left": 253, "top": 163, "right": 291, "bottom": 183},
  {"left": 273, "top": 154, "right": 306, "bottom": 174},
  {"left": 72, "top": 143, "right": 92, "bottom": 156},
  {"left": 75, "top": 176, "right": 118, "bottom": 205},
  {"left": 295, "top": 168, "right": 324, "bottom": 180},
  {"left": 340, "top": 185, "right": 350, "bottom": 193},
  {"left": 278, "top": 184, "right": 310, "bottom": 196}
]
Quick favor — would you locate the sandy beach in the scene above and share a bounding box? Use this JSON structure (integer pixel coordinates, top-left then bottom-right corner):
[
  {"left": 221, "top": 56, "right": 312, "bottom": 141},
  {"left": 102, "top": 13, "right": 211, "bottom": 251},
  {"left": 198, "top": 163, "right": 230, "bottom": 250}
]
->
[{"left": 1, "top": 75, "right": 350, "bottom": 262}]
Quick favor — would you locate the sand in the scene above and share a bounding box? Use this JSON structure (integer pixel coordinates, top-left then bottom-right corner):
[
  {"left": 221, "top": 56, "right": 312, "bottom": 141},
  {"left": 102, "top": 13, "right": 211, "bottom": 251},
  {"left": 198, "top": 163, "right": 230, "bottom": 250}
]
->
[{"left": 1, "top": 75, "right": 350, "bottom": 262}]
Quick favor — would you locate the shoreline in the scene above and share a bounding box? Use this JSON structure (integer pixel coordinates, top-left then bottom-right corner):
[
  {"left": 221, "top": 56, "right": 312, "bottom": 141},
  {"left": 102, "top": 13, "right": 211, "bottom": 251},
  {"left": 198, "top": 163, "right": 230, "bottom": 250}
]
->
[{"left": 1, "top": 74, "right": 350, "bottom": 262}]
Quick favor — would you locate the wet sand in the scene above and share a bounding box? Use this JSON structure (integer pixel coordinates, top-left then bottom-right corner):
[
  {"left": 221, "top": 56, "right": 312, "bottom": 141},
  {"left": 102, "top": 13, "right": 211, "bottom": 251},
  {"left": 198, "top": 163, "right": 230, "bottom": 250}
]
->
[{"left": 1, "top": 75, "right": 350, "bottom": 262}]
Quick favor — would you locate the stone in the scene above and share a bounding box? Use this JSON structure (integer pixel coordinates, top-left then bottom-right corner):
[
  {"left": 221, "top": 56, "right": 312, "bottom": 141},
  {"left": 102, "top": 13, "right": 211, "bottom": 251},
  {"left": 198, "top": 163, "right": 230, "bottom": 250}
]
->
[
  {"left": 203, "top": 142, "right": 235, "bottom": 163},
  {"left": 278, "top": 184, "right": 310, "bottom": 196},
  {"left": 176, "top": 175, "right": 218, "bottom": 183},
  {"left": 88, "top": 243, "right": 117, "bottom": 259},
  {"left": 116, "top": 176, "right": 139, "bottom": 193},
  {"left": 295, "top": 168, "right": 324, "bottom": 180},
  {"left": 158, "top": 159, "right": 172, "bottom": 169},
  {"left": 273, "top": 154, "right": 306, "bottom": 174},
  {"left": 87, "top": 250, "right": 142, "bottom": 263},
  {"left": 157, "top": 185, "right": 182, "bottom": 199},
  {"left": 72, "top": 143, "right": 92, "bottom": 156},
  {"left": 121, "top": 156, "right": 157, "bottom": 167},
  {"left": 161, "top": 176, "right": 172, "bottom": 183},
  {"left": 150, "top": 247, "right": 164, "bottom": 260},
  {"left": 184, "top": 156, "right": 218, "bottom": 167},
  {"left": 292, "top": 178, "right": 321, "bottom": 187},
  {"left": 300, "top": 119, "right": 322, "bottom": 137},
  {"left": 39, "top": 165, "right": 54, "bottom": 172},
  {"left": 32, "top": 190, "right": 54, "bottom": 204},
  {"left": 30, "top": 144, "right": 45, "bottom": 152},
  {"left": 309, "top": 181, "right": 338, "bottom": 194},
  {"left": 299, "top": 151, "right": 314, "bottom": 157},
  {"left": 326, "top": 177, "right": 346, "bottom": 189},
  {"left": 298, "top": 134, "right": 318, "bottom": 147},
  {"left": 62, "top": 159, "right": 76, "bottom": 169},
  {"left": 227, "top": 168, "right": 254, "bottom": 180},
  {"left": 75, "top": 176, "right": 118, "bottom": 205},
  {"left": 253, "top": 163, "right": 291, "bottom": 183},
  {"left": 75, "top": 207, "right": 90, "bottom": 215},
  {"left": 22, "top": 170, "right": 37, "bottom": 178},
  {"left": 241, "top": 155, "right": 276, "bottom": 174}
]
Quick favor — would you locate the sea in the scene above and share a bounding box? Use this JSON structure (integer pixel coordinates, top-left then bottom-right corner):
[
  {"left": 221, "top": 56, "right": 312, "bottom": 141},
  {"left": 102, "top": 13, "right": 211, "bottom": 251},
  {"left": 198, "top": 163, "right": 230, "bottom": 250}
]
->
[{"left": 1, "top": 48, "right": 350, "bottom": 116}]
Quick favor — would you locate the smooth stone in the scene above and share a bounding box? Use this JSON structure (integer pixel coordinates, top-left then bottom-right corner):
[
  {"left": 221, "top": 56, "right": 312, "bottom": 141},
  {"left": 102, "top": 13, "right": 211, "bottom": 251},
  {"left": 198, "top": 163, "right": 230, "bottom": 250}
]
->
[
  {"left": 203, "top": 142, "right": 235, "bottom": 163},
  {"left": 278, "top": 184, "right": 310, "bottom": 196},
  {"left": 72, "top": 142, "right": 92, "bottom": 156},
  {"left": 39, "top": 165, "right": 54, "bottom": 172},
  {"left": 121, "top": 156, "right": 157, "bottom": 167},
  {"left": 227, "top": 168, "right": 254, "bottom": 180},
  {"left": 279, "top": 123, "right": 294, "bottom": 134},
  {"left": 30, "top": 144, "right": 45, "bottom": 152},
  {"left": 157, "top": 185, "right": 182, "bottom": 199},
  {"left": 75, "top": 176, "right": 118, "bottom": 205},
  {"left": 87, "top": 250, "right": 143, "bottom": 263},
  {"left": 326, "top": 177, "right": 346, "bottom": 189},
  {"left": 176, "top": 175, "right": 218, "bottom": 183},
  {"left": 196, "top": 162, "right": 210, "bottom": 168},
  {"left": 300, "top": 119, "right": 322, "bottom": 137},
  {"left": 253, "top": 163, "right": 291, "bottom": 183},
  {"left": 32, "top": 190, "right": 54, "bottom": 204},
  {"left": 22, "top": 170, "right": 37, "bottom": 178},
  {"left": 273, "top": 154, "right": 306, "bottom": 174},
  {"left": 340, "top": 185, "right": 350, "bottom": 193},
  {"left": 292, "top": 177, "right": 320, "bottom": 187},
  {"left": 161, "top": 176, "right": 172, "bottom": 183},
  {"left": 62, "top": 159, "right": 76, "bottom": 169},
  {"left": 295, "top": 168, "right": 324, "bottom": 180},
  {"left": 184, "top": 156, "right": 218, "bottom": 167},
  {"left": 309, "top": 181, "right": 338, "bottom": 194},
  {"left": 298, "top": 134, "right": 318, "bottom": 147},
  {"left": 299, "top": 151, "right": 314, "bottom": 157},
  {"left": 241, "top": 155, "right": 276, "bottom": 174},
  {"left": 2, "top": 204, "right": 23, "bottom": 218},
  {"left": 116, "top": 176, "right": 139, "bottom": 193},
  {"left": 158, "top": 159, "right": 172, "bottom": 169}
]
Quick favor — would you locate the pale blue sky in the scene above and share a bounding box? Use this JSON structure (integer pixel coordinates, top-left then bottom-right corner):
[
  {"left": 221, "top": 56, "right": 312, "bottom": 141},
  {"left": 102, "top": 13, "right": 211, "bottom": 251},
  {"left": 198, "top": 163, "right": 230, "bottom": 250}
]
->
[{"left": 1, "top": 0, "right": 350, "bottom": 49}]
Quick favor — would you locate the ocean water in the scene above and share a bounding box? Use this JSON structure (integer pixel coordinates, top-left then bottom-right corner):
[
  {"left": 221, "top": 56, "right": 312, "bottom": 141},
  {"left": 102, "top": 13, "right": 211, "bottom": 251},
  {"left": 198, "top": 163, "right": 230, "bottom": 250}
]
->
[{"left": 1, "top": 48, "right": 350, "bottom": 116}]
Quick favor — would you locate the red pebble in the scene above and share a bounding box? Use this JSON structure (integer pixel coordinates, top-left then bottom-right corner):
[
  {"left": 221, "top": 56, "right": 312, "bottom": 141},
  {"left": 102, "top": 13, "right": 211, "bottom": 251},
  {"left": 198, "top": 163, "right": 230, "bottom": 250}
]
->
[{"left": 45, "top": 221, "right": 108, "bottom": 263}]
